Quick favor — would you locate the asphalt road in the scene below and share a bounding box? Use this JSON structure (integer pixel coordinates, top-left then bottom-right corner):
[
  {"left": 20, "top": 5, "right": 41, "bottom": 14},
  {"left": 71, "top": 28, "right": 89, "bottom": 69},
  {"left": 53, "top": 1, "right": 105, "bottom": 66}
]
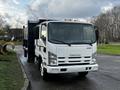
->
[{"left": 16, "top": 46, "right": 120, "bottom": 90}]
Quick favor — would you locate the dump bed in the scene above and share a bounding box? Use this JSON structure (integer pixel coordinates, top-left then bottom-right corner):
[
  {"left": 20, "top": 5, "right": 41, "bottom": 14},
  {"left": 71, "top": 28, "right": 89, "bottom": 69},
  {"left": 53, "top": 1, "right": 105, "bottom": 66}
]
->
[{"left": 23, "top": 19, "right": 52, "bottom": 63}]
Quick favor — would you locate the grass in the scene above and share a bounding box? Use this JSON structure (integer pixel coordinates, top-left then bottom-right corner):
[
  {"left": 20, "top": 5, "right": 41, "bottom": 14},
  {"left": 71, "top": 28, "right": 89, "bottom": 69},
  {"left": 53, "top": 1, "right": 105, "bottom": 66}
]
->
[
  {"left": 97, "top": 44, "right": 120, "bottom": 55},
  {"left": 0, "top": 40, "right": 22, "bottom": 47},
  {"left": 0, "top": 52, "right": 24, "bottom": 90},
  {"left": 12, "top": 41, "right": 22, "bottom": 45}
]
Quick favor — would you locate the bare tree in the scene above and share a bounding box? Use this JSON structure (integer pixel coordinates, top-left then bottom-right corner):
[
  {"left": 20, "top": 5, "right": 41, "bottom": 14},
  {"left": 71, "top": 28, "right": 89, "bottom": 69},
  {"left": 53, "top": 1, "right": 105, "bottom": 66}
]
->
[
  {"left": 0, "top": 15, "right": 6, "bottom": 29},
  {"left": 92, "top": 5, "right": 120, "bottom": 43}
]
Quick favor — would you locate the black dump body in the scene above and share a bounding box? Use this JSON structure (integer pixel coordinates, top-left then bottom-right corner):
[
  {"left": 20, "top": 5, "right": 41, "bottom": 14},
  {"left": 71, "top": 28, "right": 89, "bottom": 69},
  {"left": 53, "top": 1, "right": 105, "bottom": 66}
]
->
[{"left": 23, "top": 19, "right": 52, "bottom": 63}]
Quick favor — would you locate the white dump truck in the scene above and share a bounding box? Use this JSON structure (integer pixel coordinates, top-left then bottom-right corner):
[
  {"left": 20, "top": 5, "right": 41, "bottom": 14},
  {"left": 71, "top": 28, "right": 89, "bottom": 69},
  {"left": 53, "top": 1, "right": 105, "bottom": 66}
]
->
[{"left": 23, "top": 19, "right": 99, "bottom": 80}]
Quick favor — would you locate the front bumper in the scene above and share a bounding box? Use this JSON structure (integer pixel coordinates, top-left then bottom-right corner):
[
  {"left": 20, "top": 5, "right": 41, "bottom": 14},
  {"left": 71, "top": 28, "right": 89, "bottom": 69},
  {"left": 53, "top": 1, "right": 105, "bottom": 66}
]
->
[{"left": 46, "top": 64, "right": 98, "bottom": 74}]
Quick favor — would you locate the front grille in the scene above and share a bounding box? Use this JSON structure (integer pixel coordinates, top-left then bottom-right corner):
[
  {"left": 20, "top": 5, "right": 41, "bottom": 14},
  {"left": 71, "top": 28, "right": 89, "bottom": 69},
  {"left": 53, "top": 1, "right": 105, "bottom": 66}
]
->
[
  {"left": 58, "top": 63, "right": 89, "bottom": 66},
  {"left": 69, "top": 61, "right": 81, "bottom": 63},
  {"left": 84, "top": 60, "right": 90, "bottom": 62},
  {"left": 58, "top": 61, "right": 65, "bottom": 63},
  {"left": 84, "top": 56, "right": 91, "bottom": 58},
  {"left": 69, "top": 57, "right": 81, "bottom": 59},
  {"left": 58, "top": 57, "right": 65, "bottom": 59}
]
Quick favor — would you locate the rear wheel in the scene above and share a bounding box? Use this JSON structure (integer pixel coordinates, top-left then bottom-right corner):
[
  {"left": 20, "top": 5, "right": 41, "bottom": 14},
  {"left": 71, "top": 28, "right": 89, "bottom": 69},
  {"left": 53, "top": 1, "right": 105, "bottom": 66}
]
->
[
  {"left": 78, "top": 72, "right": 88, "bottom": 77},
  {"left": 24, "top": 49, "right": 27, "bottom": 57}
]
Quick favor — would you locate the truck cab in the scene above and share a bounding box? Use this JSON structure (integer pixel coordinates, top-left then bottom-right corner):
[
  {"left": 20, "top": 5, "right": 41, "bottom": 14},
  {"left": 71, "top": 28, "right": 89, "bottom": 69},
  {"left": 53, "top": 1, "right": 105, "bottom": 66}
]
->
[{"left": 34, "top": 21, "right": 98, "bottom": 79}]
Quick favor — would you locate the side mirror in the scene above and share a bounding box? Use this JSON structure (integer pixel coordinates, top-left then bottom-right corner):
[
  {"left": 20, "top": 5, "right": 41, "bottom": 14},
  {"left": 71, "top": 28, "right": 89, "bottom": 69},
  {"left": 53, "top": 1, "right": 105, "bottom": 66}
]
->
[
  {"left": 42, "top": 23, "right": 47, "bottom": 27},
  {"left": 41, "top": 35, "right": 46, "bottom": 41},
  {"left": 94, "top": 26, "right": 99, "bottom": 42},
  {"left": 34, "top": 26, "right": 39, "bottom": 39}
]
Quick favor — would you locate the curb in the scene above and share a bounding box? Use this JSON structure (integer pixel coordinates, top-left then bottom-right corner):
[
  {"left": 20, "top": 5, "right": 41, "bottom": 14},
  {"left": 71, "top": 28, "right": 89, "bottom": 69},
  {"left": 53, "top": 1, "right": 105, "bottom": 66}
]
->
[{"left": 16, "top": 53, "right": 30, "bottom": 90}]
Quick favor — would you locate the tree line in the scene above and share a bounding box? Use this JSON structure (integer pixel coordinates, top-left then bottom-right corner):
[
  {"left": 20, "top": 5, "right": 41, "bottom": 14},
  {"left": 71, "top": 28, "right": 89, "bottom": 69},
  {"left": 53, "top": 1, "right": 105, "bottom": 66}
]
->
[
  {"left": 1, "top": 5, "right": 120, "bottom": 43},
  {"left": 0, "top": 15, "right": 10, "bottom": 36},
  {"left": 92, "top": 6, "right": 120, "bottom": 44}
]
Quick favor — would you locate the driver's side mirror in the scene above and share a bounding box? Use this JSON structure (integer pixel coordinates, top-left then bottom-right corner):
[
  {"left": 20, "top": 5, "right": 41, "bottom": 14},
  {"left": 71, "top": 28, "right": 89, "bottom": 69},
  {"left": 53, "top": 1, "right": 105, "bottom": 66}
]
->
[
  {"left": 94, "top": 26, "right": 99, "bottom": 42},
  {"left": 41, "top": 35, "right": 46, "bottom": 41}
]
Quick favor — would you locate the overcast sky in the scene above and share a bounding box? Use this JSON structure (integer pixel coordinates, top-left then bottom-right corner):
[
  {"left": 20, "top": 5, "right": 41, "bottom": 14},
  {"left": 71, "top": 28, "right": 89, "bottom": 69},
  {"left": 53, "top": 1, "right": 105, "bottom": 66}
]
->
[{"left": 0, "top": 0, "right": 120, "bottom": 28}]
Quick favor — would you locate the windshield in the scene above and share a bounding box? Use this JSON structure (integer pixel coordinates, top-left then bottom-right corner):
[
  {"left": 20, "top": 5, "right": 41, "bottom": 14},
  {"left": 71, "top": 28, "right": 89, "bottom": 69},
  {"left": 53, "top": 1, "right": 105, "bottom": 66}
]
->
[{"left": 48, "top": 22, "right": 96, "bottom": 44}]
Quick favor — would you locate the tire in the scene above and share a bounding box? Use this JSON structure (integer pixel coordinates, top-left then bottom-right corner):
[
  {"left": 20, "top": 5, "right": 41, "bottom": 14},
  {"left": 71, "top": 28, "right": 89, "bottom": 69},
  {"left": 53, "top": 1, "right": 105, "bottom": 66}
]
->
[
  {"left": 78, "top": 72, "right": 88, "bottom": 77},
  {"left": 40, "top": 63, "right": 49, "bottom": 80},
  {"left": 24, "top": 49, "right": 27, "bottom": 57}
]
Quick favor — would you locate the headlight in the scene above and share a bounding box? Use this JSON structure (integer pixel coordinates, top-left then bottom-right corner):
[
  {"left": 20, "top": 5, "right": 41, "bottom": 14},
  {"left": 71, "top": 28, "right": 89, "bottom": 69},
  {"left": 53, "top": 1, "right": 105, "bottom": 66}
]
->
[
  {"left": 91, "top": 52, "right": 97, "bottom": 64},
  {"left": 92, "top": 52, "right": 97, "bottom": 59},
  {"left": 48, "top": 52, "right": 57, "bottom": 65},
  {"left": 91, "top": 59, "right": 96, "bottom": 64}
]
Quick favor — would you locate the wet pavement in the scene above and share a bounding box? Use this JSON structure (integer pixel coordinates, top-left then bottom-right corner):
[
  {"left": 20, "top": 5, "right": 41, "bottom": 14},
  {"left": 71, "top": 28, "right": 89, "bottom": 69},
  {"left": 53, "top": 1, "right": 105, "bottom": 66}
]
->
[{"left": 16, "top": 46, "right": 120, "bottom": 90}]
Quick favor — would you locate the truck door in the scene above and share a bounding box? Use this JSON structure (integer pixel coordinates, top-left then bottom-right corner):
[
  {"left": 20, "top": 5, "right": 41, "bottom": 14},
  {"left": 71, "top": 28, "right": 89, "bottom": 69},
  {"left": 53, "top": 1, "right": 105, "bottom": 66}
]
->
[{"left": 40, "top": 24, "right": 47, "bottom": 60}]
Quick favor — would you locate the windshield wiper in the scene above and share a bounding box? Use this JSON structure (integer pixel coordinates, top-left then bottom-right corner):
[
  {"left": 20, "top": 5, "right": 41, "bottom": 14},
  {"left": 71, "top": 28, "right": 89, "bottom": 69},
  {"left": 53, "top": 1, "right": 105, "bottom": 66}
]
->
[
  {"left": 70, "top": 42, "right": 93, "bottom": 46},
  {"left": 52, "top": 39, "right": 71, "bottom": 46}
]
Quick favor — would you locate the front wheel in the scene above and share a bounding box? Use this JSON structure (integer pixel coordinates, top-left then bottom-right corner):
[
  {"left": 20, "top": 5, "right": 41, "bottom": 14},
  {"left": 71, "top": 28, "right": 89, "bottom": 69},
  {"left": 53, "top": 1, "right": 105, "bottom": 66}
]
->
[{"left": 78, "top": 72, "right": 88, "bottom": 77}]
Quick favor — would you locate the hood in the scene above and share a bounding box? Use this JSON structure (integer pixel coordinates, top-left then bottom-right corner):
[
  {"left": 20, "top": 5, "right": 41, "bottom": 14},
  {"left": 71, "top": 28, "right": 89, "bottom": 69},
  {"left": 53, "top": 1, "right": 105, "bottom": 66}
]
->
[{"left": 57, "top": 45, "right": 92, "bottom": 58}]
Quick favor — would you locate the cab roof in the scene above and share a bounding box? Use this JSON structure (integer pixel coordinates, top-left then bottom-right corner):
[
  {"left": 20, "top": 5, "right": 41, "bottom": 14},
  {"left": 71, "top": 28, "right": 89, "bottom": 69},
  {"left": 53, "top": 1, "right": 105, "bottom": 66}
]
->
[{"left": 41, "top": 20, "right": 93, "bottom": 25}]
